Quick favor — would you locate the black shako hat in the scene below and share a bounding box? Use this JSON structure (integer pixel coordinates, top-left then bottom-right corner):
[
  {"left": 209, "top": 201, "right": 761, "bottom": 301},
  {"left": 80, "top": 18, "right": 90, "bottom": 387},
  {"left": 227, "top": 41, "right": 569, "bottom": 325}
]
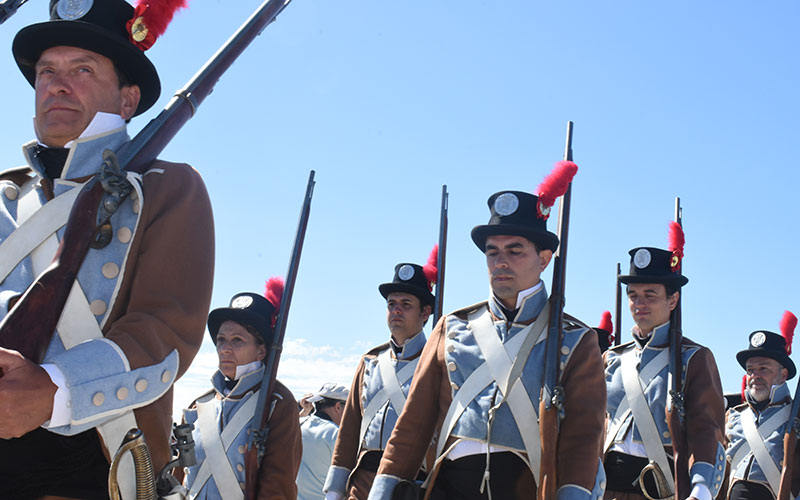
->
[
  {"left": 471, "top": 191, "right": 559, "bottom": 253},
  {"left": 207, "top": 292, "right": 277, "bottom": 346},
  {"left": 736, "top": 330, "right": 796, "bottom": 380},
  {"left": 618, "top": 247, "right": 689, "bottom": 288},
  {"left": 12, "top": 0, "right": 161, "bottom": 116},
  {"left": 379, "top": 263, "right": 435, "bottom": 308}
]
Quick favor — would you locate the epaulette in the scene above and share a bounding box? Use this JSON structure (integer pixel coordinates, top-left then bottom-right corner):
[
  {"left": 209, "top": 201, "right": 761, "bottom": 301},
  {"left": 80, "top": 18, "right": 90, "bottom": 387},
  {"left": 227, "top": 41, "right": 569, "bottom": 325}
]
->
[
  {"left": 187, "top": 388, "right": 216, "bottom": 409},
  {"left": 563, "top": 313, "right": 590, "bottom": 332},
  {"left": 0, "top": 166, "right": 34, "bottom": 187},
  {"left": 364, "top": 341, "right": 391, "bottom": 358},
  {"left": 607, "top": 340, "right": 635, "bottom": 353},
  {"left": 449, "top": 300, "right": 489, "bottom": 320}
]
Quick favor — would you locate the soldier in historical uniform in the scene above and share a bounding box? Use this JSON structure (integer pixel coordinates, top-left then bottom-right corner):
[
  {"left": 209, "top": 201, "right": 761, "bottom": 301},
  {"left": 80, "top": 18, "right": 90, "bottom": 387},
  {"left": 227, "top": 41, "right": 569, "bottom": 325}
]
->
[
  {"left": 298, "top": 383, "right": 349, "bottom": 500},
  {"left": 324, "top": 261, "right": 436, "bottom": 500},
  {"left": 366, "top": 189, "right": 607, "bottom": 500},
  {"left": 725, "top": 311, "right": 800, "bottom": 500},
  {"left": 0, "top": 0, "right": 214, "bottom": 498},
  {"left": 182, "top": 287, "right": 302, "bottom": 500},
  {"left": 604, "top": 245, "right": 726, "bottom": 500}
]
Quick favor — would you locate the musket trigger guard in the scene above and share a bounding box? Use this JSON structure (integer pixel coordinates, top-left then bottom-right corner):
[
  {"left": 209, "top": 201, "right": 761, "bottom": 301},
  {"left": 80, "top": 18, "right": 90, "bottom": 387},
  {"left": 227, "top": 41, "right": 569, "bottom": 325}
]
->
[{"left": 174, "top": 91, "right": 198, "bottom": 117}]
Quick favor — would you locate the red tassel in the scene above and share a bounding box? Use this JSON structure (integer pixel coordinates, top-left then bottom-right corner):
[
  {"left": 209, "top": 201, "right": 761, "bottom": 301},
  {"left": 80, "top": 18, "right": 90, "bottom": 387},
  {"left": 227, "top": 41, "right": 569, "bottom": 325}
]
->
[
  {"left": 264, "top": 277, "right": 285, "bottom": 328},
  {"left": 127, "top": 0, "right": 188, "bottom": 51},
  {"left": 741, "top": 374, "right": 747, "bottom": 401},
  {"left": 598, "top": 311, "right": 613, "bottom": 334},
  {"left": 535, "top": 161, "right": 578, "bottom": 220},
  {"left": 780, "top": 310, "right": 797, "bottom": 355},
  {"left": 668, "top": 221, "right": 685, "bottom": 271},
  {"left": 422, "top": 244, "right": 438, "bottom": 292}
]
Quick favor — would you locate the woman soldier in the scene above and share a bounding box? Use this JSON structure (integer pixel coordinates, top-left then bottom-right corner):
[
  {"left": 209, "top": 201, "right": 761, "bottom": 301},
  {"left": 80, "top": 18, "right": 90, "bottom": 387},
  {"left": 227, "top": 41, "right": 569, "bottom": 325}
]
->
[{"left": 182, "top": 281, "right": 302, "bottom": 499}]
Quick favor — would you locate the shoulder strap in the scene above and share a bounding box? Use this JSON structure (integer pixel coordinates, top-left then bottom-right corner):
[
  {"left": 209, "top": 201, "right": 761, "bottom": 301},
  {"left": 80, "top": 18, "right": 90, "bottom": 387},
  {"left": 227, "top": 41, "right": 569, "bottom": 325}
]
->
[
  {"left": 731, "top": 405, "right": 790, "bottom": 467},
  {"left": 740, "top": 407, "right": 785, "bottom": 494},
  {"left": 620, "top": 349, "right": 675, "bottom": 494},
  {"left": 604, "top": 348, "right": 669, "bottom": 451},
  {"left": 189, "top": 394, "right": 258, "bottom": 499}
]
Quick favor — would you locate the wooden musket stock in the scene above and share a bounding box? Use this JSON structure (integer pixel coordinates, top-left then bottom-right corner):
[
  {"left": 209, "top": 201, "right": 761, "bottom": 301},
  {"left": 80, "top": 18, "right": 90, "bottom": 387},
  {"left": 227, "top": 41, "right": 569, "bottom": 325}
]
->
[
  {"left": 0, "top": 0, "right": 293, "bottom": 366},
  {"left": 538, "top": 121, "right": 574, "bottom": 500}
]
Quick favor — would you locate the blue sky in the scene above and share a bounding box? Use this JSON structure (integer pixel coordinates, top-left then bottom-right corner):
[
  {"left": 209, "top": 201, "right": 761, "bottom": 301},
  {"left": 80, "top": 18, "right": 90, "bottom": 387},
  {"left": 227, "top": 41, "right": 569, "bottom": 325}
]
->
[{"left": 1, "top": 1, "right": 798, "bottom": 416}]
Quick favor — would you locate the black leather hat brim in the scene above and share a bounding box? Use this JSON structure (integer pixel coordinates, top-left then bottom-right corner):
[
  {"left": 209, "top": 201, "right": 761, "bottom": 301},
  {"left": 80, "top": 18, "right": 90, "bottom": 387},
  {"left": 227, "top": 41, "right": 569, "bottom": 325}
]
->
[
  {"left": 471, "top": 224, "right": 559, "bottom": 253},
  {"left": 378, "top": 283, "right": 435, "bottom": 308},
  {"left": 12, "top": 20, "right": 160, "bottom": 116},
  {"left": 207, "top": 308, "right": 272, "bottom": 345},
  {"left": 618, "top": 274, "right": 689, "bottom": 288},
  {"left": 736, "top": 349, "right": 796, "bottom": 380}
]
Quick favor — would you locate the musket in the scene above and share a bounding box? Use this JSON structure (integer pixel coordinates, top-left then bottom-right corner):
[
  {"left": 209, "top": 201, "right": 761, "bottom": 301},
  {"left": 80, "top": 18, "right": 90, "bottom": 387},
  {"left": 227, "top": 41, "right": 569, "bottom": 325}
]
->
[
  {"left": 244, "top": 170, "right": 315, "bottom": 500},
  {"left": 665, "top": 197, "right": 690, "bottom": 498},
  {"left": 433, "top": 185, "right": 448, "bottom": 325},
  {"left": 615, "top": 263, "right": 621, "bottom": 346},
  {"left": 778, "top": 380, "right": 800, "bottom": 500},
  {"left": 537, "top": 121, "right": 574, "bottom": 500},
  {"left": 0, "top": 0, "right": 293, "bottom": 365},
  {"left": 0, "top": 0, "right": 28, "bottom": 25}
]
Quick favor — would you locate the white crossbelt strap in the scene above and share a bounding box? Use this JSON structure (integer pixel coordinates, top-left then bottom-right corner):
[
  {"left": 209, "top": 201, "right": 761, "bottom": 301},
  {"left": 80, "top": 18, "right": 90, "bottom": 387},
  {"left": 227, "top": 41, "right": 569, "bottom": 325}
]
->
[
  {"left": 434, "top": 311, "right": 545, "bottom": 460},
  {"left": 620, "top": 350, "right": 675, "bottom": 493},
  {"left": 432, "top": 307, "right": 549, "bottom": 481},
  {"left": 189, "top": 394, "right": 257, "bottom": 500},
  {"left": 377, "top": 350, "right": 410, "bottom": 416},
  {"left": 604, "top": 349, "right": 669, "bottom": 452},
  {"left": 359, "top": 355, "right": 417, "bottom": 442},
  {"left": 0, "top": 181, "right": 84, "bottom": 283},
  {"left": 731, "top": 405, "right": 790, "bottom": 469},
  {"left": 740, "top": 407, "right": 785, "bottom": 494}
]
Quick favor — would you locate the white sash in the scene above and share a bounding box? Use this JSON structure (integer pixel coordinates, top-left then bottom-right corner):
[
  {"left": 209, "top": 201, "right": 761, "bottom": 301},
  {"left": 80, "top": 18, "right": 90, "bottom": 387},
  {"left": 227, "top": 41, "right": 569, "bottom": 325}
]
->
[
  {"left": 620, "top": 350, "right": 674, "bottom": 493},
  {"left": 433, "top": 306, "right": 549, "bottom": 481},
  {"left": 604, "top": 348, "right": 669, "bottom": 451},
  {"left": 189, "top": 394, "right": 258, "bottom": 500},
  {"left": 359, "top": 355, "right": 417, "bottom": 442},
  {"left": 739, "top": 406, "right": 787, "bottom": 494}
]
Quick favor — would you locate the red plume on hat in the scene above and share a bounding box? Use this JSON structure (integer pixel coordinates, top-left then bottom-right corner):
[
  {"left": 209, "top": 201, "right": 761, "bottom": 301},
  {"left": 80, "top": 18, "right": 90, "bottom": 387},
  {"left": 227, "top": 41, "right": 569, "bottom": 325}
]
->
[
  {"left": 422, "top": 244, "right": 438, "bottom": 292},
  {"left": 781, "top": 310, "right": 797, "bottom": 355},
  {"left": 668, "top": 221, "right": 685, "bottom": 272},
  {"left": 127, "top": 0, "right": 188, "bottom": 51},
  {"left": 598, "top": 310, "right": 614, "bottom": 345},
  {"left": 264, "top": 277, "right": 285, "bottom": 329},
  {"left": 741, "top": 374, "right": 747, "bottom": 401},
  {"left": 536, "top": 161, "right": 578, "bottom": 220}
]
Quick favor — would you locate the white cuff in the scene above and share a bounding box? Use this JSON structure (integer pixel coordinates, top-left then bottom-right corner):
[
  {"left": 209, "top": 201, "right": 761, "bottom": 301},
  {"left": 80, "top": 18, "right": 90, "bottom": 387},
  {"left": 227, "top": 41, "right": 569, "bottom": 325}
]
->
[
  {"left": 690, "top": 483, "right": 712, "bottom": 500},
  {"left": 41, "top": 363, "right": 72, "bottom": 427}
]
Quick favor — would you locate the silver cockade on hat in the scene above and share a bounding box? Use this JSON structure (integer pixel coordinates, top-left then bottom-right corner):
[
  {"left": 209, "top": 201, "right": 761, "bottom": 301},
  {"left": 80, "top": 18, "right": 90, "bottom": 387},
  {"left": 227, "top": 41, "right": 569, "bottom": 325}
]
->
[
  {"left": 633, "top": 248, "right": 651, "bottom": 269},
  {"left": 751, "top": 331, "right": 766, "bottom": 348},
  {"left": 398, "top": 264, "right": 415, "bottom": 281},
  {"left": 231, "top": 296, "right": 253, "bottom": 309},
  {"left": 494, "top": 192, "right": 519, "bottom": 216},
  {"left": 57, "top": 0, "right": 94, "bottom": 20}
]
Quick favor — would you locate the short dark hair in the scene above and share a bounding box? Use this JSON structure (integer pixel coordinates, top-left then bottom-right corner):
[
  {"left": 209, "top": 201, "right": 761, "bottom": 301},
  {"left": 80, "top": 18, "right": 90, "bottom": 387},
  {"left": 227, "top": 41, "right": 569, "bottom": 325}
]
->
[
  {"left": 314, "top": 397, "right": 342, "bottom": 412},
  {"left": 625, "top": 283, "right": 680, "bottom": 298}
]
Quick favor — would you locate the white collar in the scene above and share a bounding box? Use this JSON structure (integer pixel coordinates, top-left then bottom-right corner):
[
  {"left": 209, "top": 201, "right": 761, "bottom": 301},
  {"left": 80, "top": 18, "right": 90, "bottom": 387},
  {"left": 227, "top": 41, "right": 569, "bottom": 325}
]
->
[
  {"left": 234, "top": 360, "right": 263, "bottom": 380},
  {"left": 491, "top": 281, "right": 543, "bottom": 311},
  {"left": 34, "top": 111, "right": 126, "bottom": 148}
]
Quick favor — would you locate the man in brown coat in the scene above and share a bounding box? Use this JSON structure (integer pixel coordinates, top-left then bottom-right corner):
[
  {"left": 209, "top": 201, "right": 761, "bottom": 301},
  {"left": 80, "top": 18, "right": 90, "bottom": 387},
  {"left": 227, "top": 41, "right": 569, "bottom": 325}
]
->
[
  {"left": 366, "top": 189, "right": 607, "bottom": 500},
  {"left": 324, "top": 261, "right": 435, "bottom": 500},
  {"left": 0, "top": 1, "right": 214, "bottom": 498}
]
